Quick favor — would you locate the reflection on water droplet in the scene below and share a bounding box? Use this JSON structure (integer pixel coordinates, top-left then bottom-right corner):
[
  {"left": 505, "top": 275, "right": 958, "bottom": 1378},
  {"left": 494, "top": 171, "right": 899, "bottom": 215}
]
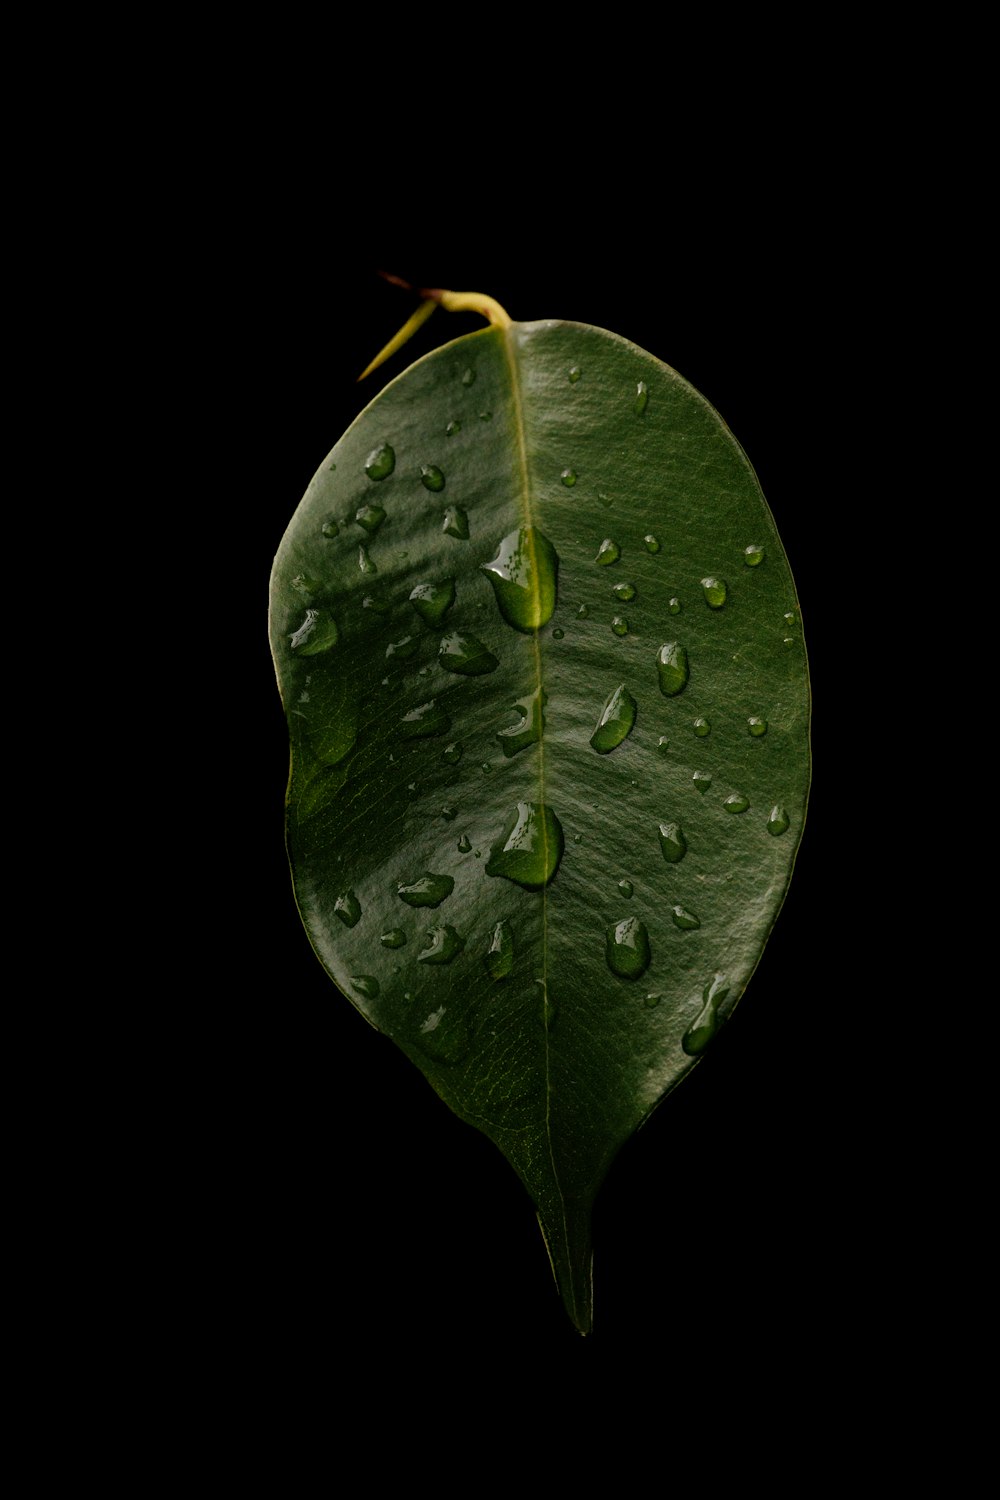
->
[
  {"left": 421, "top": 464, "right": 446, "bottom": 492},
  {"left": 321, "top": 517, "right": 339, "bottom": 538},
  {"left": 386, "top": 634, "right": 418, "bottom": 660},
  {"left": 418, "top": 924, "right": 465, "bottom": 965},
  {"left": 748, "top": 716, "right": 768, "bottom": 736},
  {"left": 596, "top": 538, "right": 620, "bottom": 566},
  {"left": 618, "top": 879, "right": 634, "bottom": 898},
  {"left": 409, "top": 578, "right": 456, "bottom": 627},
  {"left": 399, "top": 699, "right": 450, "bottom": 738},
  {"left": 606, "top": 916, "right": 651, "bottom": 979},
  {"left": 380, "top": 929, "right": 406, "bottom": 949},
  {"left": 358, "top": 545, "right": 377, "bottom": 574},
  {"left": 744, "top": 543, "right": 765, "bottom": 567},
  {"left": 420, "top": 1005, "right": 445, "bottom": 1032},
  {"left": 441, "top": 804, "right": 458, "bottom": 821},
  {"left": 355, "top": 503, "right": 386, "bottom": 535},
  {"left": 682, "top": 973, "right": 730, "bottom": 1056},
  {"left": 724, "top": 792, "right": 750, "bottom": 813},
  {"left": 577, "top": 604, "right": 589, "bottom": 618},
  {"left": 365, "top": 443, "right": 395, "bottom": 481},
  {"left": 351, "top": 975, "right": 380, "bottom": 999},
  {"left": 334, "top": 890, "right": 361, "bottom": 927},
  {"left": 693, "top": 772, "right": 712, "bottom": 793},
  {"left": 568, "top": 366, "right": 582, "bottom": 383},
  {"left": 461, "top": 367, "right": 476, "bottom": 386},
  {"left": 481, "top": 526, "right": 558, "bottom": 632},
  {"left": 497, "top": 686, "right": 546, "bottom": 758},
  {"left": 590, "top": 683, "right": 637, "bottom": 754},
  {"left": 701, "top": 576, "right": 727, "bottom": 608},
  {"left": 486, "top": 801, "right": 564, "bottom": 890},
  {"left": 457, "top": 834, "right": 472, "bottom": 852},
  {"left": 446, "top": 420, "right": 461, "bottom": 437},
  {"left": 644, "top": 535, "right": 660, "bottom": 553},
  {"left": 439, "top": 630, "right": 499, "bottom": 675},
  {"left": 290, "top": 608, "right": 338, "bottom": 655},
  {"left": 658, "top": 822, "right": 687, "bottom": 863},
  {"left": 561, "top": 468, "right": 577, "bottom": 487},
  {"left": 613, "top": 581, "right": 636, "bottom": 602},
  {"left": 442, "top": 742, "right": 462, "bottom": 764},
  {"left": 485, "top": 920, "right": 514, "bottom": 980},
  {"left": 634, "top": 380, "right": 649, "bottom": 414},
  {"left": 672, "top": 904, "right": 701, "bottom": 930},
  {"left": 443, "top": 505, "right": 469, "bottom": 539},
  {"left": 398, "top": 873, "right": 454, "bottom": 907},
  {"left": 693, "top": 717, "right": 711, "bottom": 737},
  {"left": 656, "top": 642, "right": 689, "bottom": 696},
  {"left": 768, "top": 805, "right": 790, "bottom": 836},
  {"left": 612, "top": 616, "right": 629, "bottom": 636}
]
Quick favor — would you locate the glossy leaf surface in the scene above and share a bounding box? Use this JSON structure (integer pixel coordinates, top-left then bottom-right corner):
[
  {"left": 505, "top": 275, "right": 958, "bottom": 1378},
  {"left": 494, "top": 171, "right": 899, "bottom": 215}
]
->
[{"left": 269, "top": 319, "right": 810, "bottom": 1332}]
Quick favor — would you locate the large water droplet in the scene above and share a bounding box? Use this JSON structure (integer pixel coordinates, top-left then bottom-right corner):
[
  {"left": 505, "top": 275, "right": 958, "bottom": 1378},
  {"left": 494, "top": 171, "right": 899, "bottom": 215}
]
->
[
  {"left": 439, "top": 631, "right": 499, "bottom": 675},
  {"left": 418, "top": 924, "right": 465, "bottom": 965},
  {"left": 290, "top": 608, "right": 338, "bottom": 655},
  {"left": 358, "top": 545, "right": 377, "bottom": 574},
  {"left": 768, "top": 805, "right": 790, "bottom": 836},
  {"left": 421, "top": 464, "right": 446, "bottom": 492},
  {"left": 595, "top": 538, "right": 620, "bottom": 566},
  {"left": 385, "top": 634, "right": 418, "bottom": 660},
  {"left": 443, "top": 505, "right": 469, "bottom": 539},
  {"left": 561, "top": 468, "right": 577, "bottom": 487},
  {"left": 671, "top": 904, "right": 701, "bottom": 930},
  {"left": 701, "top": 576, "right": 727, "bottom": 608},
  {"left": 658, "top": 823, "right": 687, "bottom": 863},
  {"left": 461, "top": 367, "right": 476, "bottom": 386},
  {"left": 481, "top": 526, "right": 558, "bottom": 632},
  {"left": 748, "top": 716, "right": 768, "bottom": 736},
  {"left": 334, "top": 890, "right": 361, "bottom": 927},
  {"left": 486, "top": 802, "right": 564, "bottom": 890},
  {"left": 724, "top": 792, "right": 750, "bottom": 813},
  {"left": 457, "top": 834, "right": 472, "bottom": 853},
  {"left": 644, "top": 534, "right": 660, "bottom": 553},
  {"left": 399, "top": 699, "right": 450, "bottom": 738},
  {"left": 693, "top": 717, "right": 711, "bottom": 737},
  {"left": 744, "top": 543, "right": 765, "bottom": 567},
  {"left": 611, "top": 616, "right": 629, "bottom": 636},
  {"left": 656, "top": 642, "right": 689, "bottom": 695},
  {"left": 321, "top": 517, "right": 339, "bottom": 538},
  {"left": 634, "top": 380, "right": 649, "bottom": 414},
  {"left": 606, "top": 916, "right": 651, "bottom": 979},
  {"left": 682, "top": 973, "right": 730, "bottom": 1055},
  {"left": 355, "top": 503, "right": 386, "bottom": 535},
  {"left": 380, "top": 929, "right": 406, "bottom": 949},
  {"left": 568, "top": 366, "right": 582, "bottom": 383},
  {"left": 398, "top": 873, "right": 454, "bottom": 907},
  {"left": 618, "top": 879, "right": 634, "bottom": 898},
  {"left": 613, "top": 581, "right": 637, "bottom": 602},
  {"left": 590, "top": 683, "right": 637, "bottom": 754},
  {"left": 497, "top": 686, "right": 546, "bottom": 757},
  {"left": 485, "top": 920, "right": 514, "bottom": 980},
  {"left": 409, "top": 578, "right": 456, "bottom": 627},
  {"left": 442, "top": 742, "right": 463, "bottom": 764},
  {"left": 351, "top": 975, "right": 380, "bottom": 999},
  {"left": 365, "top": 444, "right": 394, "bottom": 481},
  {"left": 693, "top": 771, "right": 712, "bottom": 794}
]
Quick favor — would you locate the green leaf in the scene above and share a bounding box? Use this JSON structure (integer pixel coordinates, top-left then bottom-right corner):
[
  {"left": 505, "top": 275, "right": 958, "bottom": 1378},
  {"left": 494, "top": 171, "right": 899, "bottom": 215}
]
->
[{"left": 269, "top": 316, "right": 811, "bottom": 1334}]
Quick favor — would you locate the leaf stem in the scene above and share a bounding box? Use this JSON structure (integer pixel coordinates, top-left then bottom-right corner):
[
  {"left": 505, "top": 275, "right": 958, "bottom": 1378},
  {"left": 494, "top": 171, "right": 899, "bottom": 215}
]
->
[{"left": 359, "top": 279, "right": 512, "bottom": 380}]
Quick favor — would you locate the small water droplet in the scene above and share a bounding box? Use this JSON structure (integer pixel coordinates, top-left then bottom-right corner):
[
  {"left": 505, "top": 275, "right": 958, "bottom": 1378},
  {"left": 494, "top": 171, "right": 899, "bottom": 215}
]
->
[
  {"left": 486, "top": 802, "right": 564, "bottom": 890},
  {"left": 671, "top": 904, "right": 701, "bottom": 930},
  {"left": 724, "top": 792, "right": 749, "bottom": 813},
  {"left": 668, "top": 597, "right": 682, "bottom": 615},
  {"left": 442, "top": 505, "right": 469, "bottom": 539},
  {"left": 748, "top": 716, "right": 768, "bottom": 736},
  {"left": 644, "top": 534, "right": 660, "bottom": 553},
  {"left": 409, "top": 578, "right": 456, "bottom": 627},
  {"left": 290, "top": 608, "right": 338, "bottom": 655},
  {"left": 461, "top": 367, "right": 476, "bottom": 386},
  {"left": 552, "top": 627, "right": 565, "bottom": 640},
  {"left": 497, "top": 686, "right": 546, "bottom": 758},
  {"left": 656, "top": 642, "right": 689, "bottom": 696},
  {"left": 644, "top": 992, "right": 661, "bottom": 1008},
  {"left": 355, "top": 503, "right": 386, "bottom": 535},
  {"left": 658, "top": 823, "right": 687, "bottom": 863},
  {"left": 701, "top": 576, "right": 727, "bottom": 608},
  {"left": 442, "top": 742, "right": 463, "bottom": 764},
  {"left": 590, "top": 683, "right": 637, "bottom": 754},
  {"left": 611, "top": 616, "right": 629, "bottom": 636},
  {"left": 561, "top": 468, "right": 577, "bottom": 487},
  {"left": 606, "top": 916, "right": 651, "bottom": 979},
  {"left": 618, "top": 879, "right": 634, "bottom": 898},
  {"left": 783, "top": 611, "right": 796, "bottom": 625},
  {"left": 358, "top": 545, "right": 377, "bottom": 574},
  {"left": 457, "top": 834, "right": 472, "bottom": 852},
  {"left": 441, "top": 804, "right": 458, "bottom": 821},
  {"left": 481, "top": 526, "right": 558, "bottom": 632},
  {"left": 634, "top": 380, "right": 649, "bottom": 414},
  {"left": 399, "top": 699, "right": 450, "bottom": 738},
  {"left": 573, "top": 833, "right": 583, "bottom": 844},
  {"left": 290, "top": 573, "right": 321, "bottom": 598},
  {"left": 385, "top": 634, "right": 418, "bottom": 660},
  {"left": 321, "top": 517, "right": 339, "bottom": 538},
  {"left": 783, "top": 637, "right": 795, "bottom": 648},
  {"left": 744, "top": 543, "right": 765, "bottom": 567},
  {"left": 364, "top": 443, "right": 395, "bottom": 481},
  {"left": 479, "top": 411, "right": 492, "bottom": 422},
  {"left": 420, "top": 1005, "right": 446, "bottom": 1032},
  {"left": 421, "top": 464, "right": 446, "bottom": 492},
  {"left": 568, "top": 366, "right": 582, "bottom": 383},
  {"left": 446, "top": 420, "right": 461, "bottom": 437},
  {"left": 577, "top": 604, "right": 589, "bottom": 618},
  {"left": 595, "top": 538, "right": 620, "bottom": 566},
  {"left": 693, "top": 771, "right": 712, "bottom": 794},
  {"left": 398, "top": 873, "right": 454, "bottom": 908},
  {"left": 351, "top": 975, "right": 380, "bottom": 999},
  {"left": 613, "top": 582, "right": 637, "bottom": 605},
  {"left": 418, "top": 923, "right": 465, "bottom": 965},
  {"left": 597, "top": 491, "right": 613, "bottom": 508},
  {"left": 380, "top": 929, "right": 407, "bottom": 949},
  {"left": 657, "top": 737, "right": 669, "bottom": 755},
  {"left": 334, "top": 890, "right": 361, "bottom": 927},
  {"left": 768, "top": 805, "right": 791, "bottom": 836},
  {"left": 362, "top": 592, "right": 390, "bottom": 616},
  {"left": 693, "top": 717, "right": 711, "bottom": 737},
  {"left": 439, "top": 630, "right": 498, "bottom": 676},
  {"left": 485, "top": 920, "right": 514, "bottom": 980}
]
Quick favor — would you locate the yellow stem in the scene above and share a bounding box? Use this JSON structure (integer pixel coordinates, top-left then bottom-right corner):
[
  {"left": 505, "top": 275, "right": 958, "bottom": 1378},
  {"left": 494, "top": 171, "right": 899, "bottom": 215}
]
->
[
  {"left": 358, "top": 286, "right": 513, "bottom": 381},
  {"left": 357, "top": 298, "right": 437, "bottom": 381}
]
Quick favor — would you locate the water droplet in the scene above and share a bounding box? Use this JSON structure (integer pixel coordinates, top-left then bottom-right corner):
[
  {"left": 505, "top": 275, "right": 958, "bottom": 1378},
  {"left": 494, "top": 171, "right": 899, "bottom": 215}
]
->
[
  {"left": 724, "top": 792, "right": 750, "bottom": 814},
  {"left": 644, "top": 992, "right": 661, "bottom": 1008},
  {"left": 485, "top": 920, "right": 514, "bottom": 980},
  {"left": 380, "top": 929, "right": 406, "bottom": 949},
  {"left": 656, "top": 642, "right": 689, "bottom": 696},
  {"left": 461, "top": 367, "right": 476, "bottom": 386},
  {"left": 385, "top": 634, "right": 418, "bottom": 661},
  {"left": 351, "top": 975, "right": 380, "bottom": 999},
  {"left": 334, "top": 890, "right": 361, "bottom": 927},
  {"left": 611, "top": 616, "right": 629, "bottom": 636},
  {"left": 362, "top": 592, "right": 390, "bottom": 616},
  {"left": 552, "top": 627, "right": 565, "bottom": 640},
  {"left": 355, "top": 503, "right": 386, "bottom": 535},
  {"left": 748, "top": 716, "right": 768, "bottom": 737},
  {"left": 364, "top": 443, "right": 394, "bottom": 481},
  {"left": 682, "top": 973, "right": 730, "bottom": 1055},
  {"left": 481, "top": 526, "right": 558, "bottom": 632},
  {"left": 693, "top": 771, "right": 712, "bottom": 794},
  {"left": 321, "top": 517, "right": 339, "bottom": 538},
  {"left": 481, "top": 762, "right": 492, "bottom": 774},
  {"left": 595, "top": 538, "right": 620, "bottom": 566},
  {"left": 497, "top": 686, "right": 546, "bottom": 758},
  {"left": 618, "top": 879, "right": 634, "bottom": 898},
  {"left": 441, "top": 804, "right": 458, "bottom": 821},
  {"left": 398, "top": 873, "right": 454, "bottom": 908},
  {"left": 658, "top": 823, "right": 687, "bottom": 863},
  {"left": 290, "top": 573, "right": 322, "bottom": 598},
  {"left": 290, "top": 608, "right": 338, "bottom": 655},
  {"left": 644, "top": 534, "right": 660, "bottom": 553},
  {"left": 744, "top": 543, "right": 765, "bottom": 567},
  {"left": 590, "top": 683, "right": 637, "bottom": 754},
  {"left": 783, "top": 637, "right": 795, "bottom": 648},
  {"left": 577, "top": 604, "right": 589, "bottom": 619},
  {"left": 420, "top": 1005, "right": 445, "bottom": 1032},
  {"left": 573, "top": 833, "right": 583, "bottom": 844},
  {"left": 442, "top": 505, "right": 469, "bottom": 539},
  {"left": 613, "top": 582, "right": 637, "bottom": 605},
  {"left": 693, "top": 717, "right": 711, "bottom": 737},
  {"left": 358, "top": 545, "right": 377, "bottom": 574},
  {"left": 399, "top": 699, "right": 450, "bottom": 738},
  {"left": 439, "top": 631, "right": 499, "bottom": 675},
  {"left": 561, "top": 468, "right": 577, "bottom": 487},
  {"left": 421, "top": 464, "right": 445, "bottom": 492},
  {"left": 446, "top": 420, "right": 461, "bottom": 437},
  {"left": 634, "top": 380, "right": 649, "bottom": 414},
  {"left": 768, "top": 805, "right": 790, "bottom": 836},
  {"left": 418, "top": 923, "right": 465, "bottom": 965},
  {"left": 442, "top": 742, "right": 463, "bottom": 765},
  {"left": 668, "top": 597, "right": 681, "bottom": 615},
  {"left": 479, "top": 411, "right": 493, "bottom": 422},
  {"left": 701, "top": 576, "right": 727, "bottom": 608},
  {"left": 597, "top": 491, "right": 613, "bottom": 508},
  {"left": 657, "top": 737, "right": 669, "bottom": 755},
  {"left": 568, "top": 366, "right": 582, "bottom": 383},
  {"left": 671, "top": 904, "right": 701, "bottom": 930},
  {"left": 606, "top": 916, "right": 651, "bottom": 979},
  {"left": 409, "top": 578, "right": 456, "bottom": 627},
  {"left": 783, "top": 611, "right": 796, "bottom": 625},
  {"left": 486, "top": 802, "right": 564, "bottom": 890}
]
